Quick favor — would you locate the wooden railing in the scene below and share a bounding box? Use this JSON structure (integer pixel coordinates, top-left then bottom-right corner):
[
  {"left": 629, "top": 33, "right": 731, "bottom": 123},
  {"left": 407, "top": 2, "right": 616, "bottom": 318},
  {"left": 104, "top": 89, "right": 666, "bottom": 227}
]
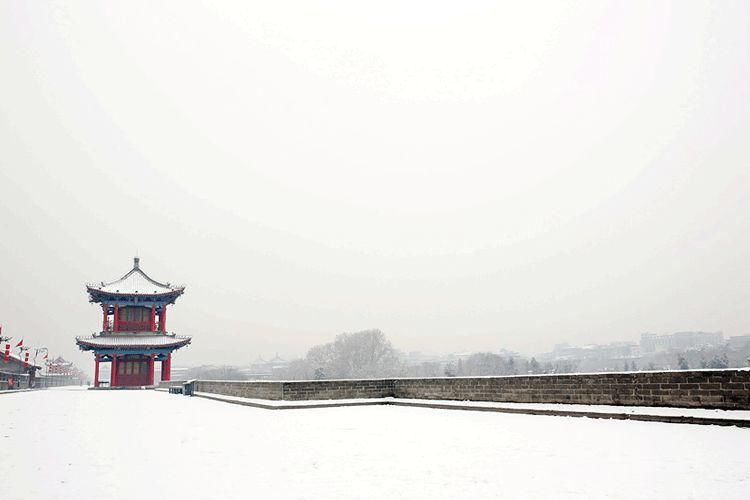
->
[{"left": 103, "top": 320, "right": 167, "bottom": 332}]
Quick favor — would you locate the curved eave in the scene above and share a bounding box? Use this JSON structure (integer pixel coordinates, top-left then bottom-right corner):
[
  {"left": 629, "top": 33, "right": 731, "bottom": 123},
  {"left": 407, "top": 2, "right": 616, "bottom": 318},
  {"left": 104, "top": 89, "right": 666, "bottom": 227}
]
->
[
  {"left": 86, "top": 286, "right": 185, "bottom": 302},
  {"left": 75, "top": 337, "right": 192, "bottom": 351}
]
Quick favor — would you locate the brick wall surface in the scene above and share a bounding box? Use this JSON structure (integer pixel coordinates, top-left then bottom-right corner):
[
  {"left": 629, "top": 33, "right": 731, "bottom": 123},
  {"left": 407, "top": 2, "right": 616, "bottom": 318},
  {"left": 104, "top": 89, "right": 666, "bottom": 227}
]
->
[
  {"left": 193, "top": 379, "right": 394, "bottom": 401},
  {"left": 393, "top": 370, "right": 750, "bottom": 409},
  {"left": 195, "top": 380, "right": 285, "bottom": 400},
  {"left": 191, "top": 370, "right": 750, "bottom": 409},
  {"left": 281, "top": 379, "right": 394, "bottom": 400}
]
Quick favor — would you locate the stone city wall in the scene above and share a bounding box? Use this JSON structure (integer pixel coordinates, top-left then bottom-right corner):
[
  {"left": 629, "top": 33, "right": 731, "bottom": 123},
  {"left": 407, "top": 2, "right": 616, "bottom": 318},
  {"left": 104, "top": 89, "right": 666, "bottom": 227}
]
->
[
  {"left": 193, "top": 379, "right": 394, "bottom": 401},
  {"left": 194, "top": 380, "right": 285, "bottom": 400},
  {"left": 280, "top": 379, "right": 395, "bottom": 400},
  {"left": 393, "top": 370, "right": 750, "bottom": 409},
  {"left": 190, "top": 369, "right": 750, "bottom": 409}
]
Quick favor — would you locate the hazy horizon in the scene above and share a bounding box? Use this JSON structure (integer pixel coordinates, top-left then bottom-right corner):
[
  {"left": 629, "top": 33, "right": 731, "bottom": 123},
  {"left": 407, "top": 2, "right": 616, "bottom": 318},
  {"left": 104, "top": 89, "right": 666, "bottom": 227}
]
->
[{"left": 1, "top": 1, "right": 749, "bottom": 371}]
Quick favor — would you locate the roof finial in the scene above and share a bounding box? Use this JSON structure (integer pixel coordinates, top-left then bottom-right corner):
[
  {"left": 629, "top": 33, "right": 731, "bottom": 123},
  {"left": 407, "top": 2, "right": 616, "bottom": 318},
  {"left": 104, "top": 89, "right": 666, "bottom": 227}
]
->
[{"left": 134, "top": 256, "right": 140, "bottom": 269}]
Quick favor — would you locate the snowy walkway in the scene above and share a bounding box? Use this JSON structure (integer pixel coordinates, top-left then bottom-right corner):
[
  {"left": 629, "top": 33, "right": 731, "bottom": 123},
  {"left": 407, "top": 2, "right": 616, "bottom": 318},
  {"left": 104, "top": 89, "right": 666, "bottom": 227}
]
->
[
  {"left": 2, "top": 387, "right": 749, "bottom": 499},
  {"left": 190, "top": 391, "right": 750, "bottom": 426}
]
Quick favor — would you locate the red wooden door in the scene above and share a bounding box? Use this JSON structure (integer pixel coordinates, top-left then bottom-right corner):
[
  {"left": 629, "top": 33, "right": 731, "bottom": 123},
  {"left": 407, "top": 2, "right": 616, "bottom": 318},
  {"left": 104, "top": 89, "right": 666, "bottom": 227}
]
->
[{"left": 116, "top": 356, "right": 150, "bottom": 386}]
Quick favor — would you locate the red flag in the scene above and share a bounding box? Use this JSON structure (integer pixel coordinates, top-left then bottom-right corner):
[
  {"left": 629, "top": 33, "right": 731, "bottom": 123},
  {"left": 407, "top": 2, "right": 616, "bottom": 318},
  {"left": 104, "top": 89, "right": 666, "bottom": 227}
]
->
[
  {"left": 44, "top": 353, "right": 48, "bottom": 359},
  {"left": 3, "top": 344, "right": 8, "bottom": 363},
  {"left": 15, "top": 339, "right": 23, "bottom": 348}
]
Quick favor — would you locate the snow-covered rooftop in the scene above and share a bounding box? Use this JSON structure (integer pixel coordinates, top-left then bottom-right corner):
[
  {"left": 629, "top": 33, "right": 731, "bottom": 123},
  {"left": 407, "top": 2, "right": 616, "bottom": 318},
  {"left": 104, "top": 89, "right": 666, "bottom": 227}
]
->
[
  {"left": 87, "top": 257, "right": 184, "bottom": 296},
  {"left": 0, "top": 351, "right": 41, "bottom": 370},
  {"left": 76, "top": 334, "right": 191, "bottom": 349}
]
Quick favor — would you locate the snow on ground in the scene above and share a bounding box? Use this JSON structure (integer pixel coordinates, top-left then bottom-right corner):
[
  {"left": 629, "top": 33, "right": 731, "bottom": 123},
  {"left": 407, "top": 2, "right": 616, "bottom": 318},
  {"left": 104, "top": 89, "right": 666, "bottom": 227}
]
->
[
  {"left": 396, "top": 399, "right": 750, "bottom": 420},
  {"left": 2, "top": 387, "right": 749, "bottom": 499}
]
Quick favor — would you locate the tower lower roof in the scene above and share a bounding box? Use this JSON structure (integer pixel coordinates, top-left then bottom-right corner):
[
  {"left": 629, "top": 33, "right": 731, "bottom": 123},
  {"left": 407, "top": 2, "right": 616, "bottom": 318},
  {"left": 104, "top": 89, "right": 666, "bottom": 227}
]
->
[{"left": 76, "top": 334, "right": 191, "bottom": 350}]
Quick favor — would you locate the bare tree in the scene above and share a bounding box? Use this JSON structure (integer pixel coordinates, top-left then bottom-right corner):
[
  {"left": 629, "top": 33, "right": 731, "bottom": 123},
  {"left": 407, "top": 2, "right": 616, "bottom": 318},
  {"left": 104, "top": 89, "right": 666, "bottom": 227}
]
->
[
  {"left": 282, "top": 329, "right": 400, "bottom": 380},
  {"left": 463, "top": 352, "right": 513, "bottom": 376}
]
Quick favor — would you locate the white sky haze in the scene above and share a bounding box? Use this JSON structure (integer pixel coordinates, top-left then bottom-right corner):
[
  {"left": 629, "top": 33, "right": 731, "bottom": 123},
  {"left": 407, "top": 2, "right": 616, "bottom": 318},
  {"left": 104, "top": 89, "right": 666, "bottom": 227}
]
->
[{"left": 1, "top": 1, "right": 749, "bottom": 368}]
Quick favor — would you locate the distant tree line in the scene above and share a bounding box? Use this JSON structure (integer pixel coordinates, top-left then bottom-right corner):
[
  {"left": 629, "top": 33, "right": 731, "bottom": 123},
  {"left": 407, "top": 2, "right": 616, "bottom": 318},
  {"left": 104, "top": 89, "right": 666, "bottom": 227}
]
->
[
  {"left": 192, "top": 329, "right": 749, "bottom": 381},
  {"left": 279, "top": 330, "right": 580, "bottom": 380},
  {"left": 647, "top": 341, "right": 748, "bottom": 370},
  {"left": 435, "top": 353, "right": 577, "bottom": 378},
  {"left": 675, "top": 353, "right": 729, "bottom": 371}
]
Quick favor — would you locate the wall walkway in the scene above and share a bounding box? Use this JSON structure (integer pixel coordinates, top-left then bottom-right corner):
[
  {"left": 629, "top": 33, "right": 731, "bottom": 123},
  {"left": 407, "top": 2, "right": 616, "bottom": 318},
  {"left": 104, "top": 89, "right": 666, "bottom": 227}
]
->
[{"left": 190, "top": 369, "right": 750, "bottom": 410}]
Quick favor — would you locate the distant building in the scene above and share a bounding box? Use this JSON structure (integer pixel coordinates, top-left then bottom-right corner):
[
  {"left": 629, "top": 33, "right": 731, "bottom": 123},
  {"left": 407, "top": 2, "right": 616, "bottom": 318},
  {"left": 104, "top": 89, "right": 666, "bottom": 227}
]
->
[
  {"left": 727, "top": 335, "right": 750, "bottom": 350},
  {"left": 1, "top": 351, "right": 41, "bottom": 390},
  {"left": 550, "top": 342, "right": 638, "bottom": 360},
  {"left": 640, "top": 331, "right": 724, "bottom": 353},
  {"left": 241, "top": 354, "right": 290, "bottom": 380},
  {"left": 43, "top": 356, "right": 86, "bottom": 387},
  {"left": 46, "top": 356, "right": 75, "bottom": 376}
]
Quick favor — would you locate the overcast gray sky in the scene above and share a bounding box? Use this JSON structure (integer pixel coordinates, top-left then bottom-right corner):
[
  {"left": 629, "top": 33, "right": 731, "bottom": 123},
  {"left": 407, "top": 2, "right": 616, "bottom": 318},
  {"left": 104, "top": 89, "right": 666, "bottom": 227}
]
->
[{"left": 1, "top": 1, "right": 749, "bottom": 369}]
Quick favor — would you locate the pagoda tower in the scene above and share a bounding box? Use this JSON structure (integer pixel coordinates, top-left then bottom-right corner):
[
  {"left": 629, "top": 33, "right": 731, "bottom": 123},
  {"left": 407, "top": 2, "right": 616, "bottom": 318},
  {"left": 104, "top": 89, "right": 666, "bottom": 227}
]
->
[{"left": 76, "top": 257, "right": 191, "bottom": 388}]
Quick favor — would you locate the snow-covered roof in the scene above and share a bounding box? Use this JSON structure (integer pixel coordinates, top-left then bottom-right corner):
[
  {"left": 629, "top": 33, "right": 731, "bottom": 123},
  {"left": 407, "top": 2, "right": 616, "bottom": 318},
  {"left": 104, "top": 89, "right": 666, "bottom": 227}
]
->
[
  {"left": 76, "top": 334, "right": 191, "bottom": 349},
  {"left": 87, "top": 257, "right": 184, "bottom": 297},
  {"left": 0, "top": 351, "right": 41, "bottom": 370}
]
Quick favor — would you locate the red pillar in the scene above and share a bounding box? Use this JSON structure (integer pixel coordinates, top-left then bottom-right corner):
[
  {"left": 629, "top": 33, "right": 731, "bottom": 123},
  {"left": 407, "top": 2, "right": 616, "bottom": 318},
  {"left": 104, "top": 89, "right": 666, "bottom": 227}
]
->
[
  {"left": 94, "top": 355, "right": 100, "bottom": 388},
  {"left": 111, "top": 355, "right": 118, "bottom": 387},
  {"left": 102, "top": 304, "right": 108, "bottom": 332},
  {"left": 160, "top": 305, "right": 167, "bottom": 332},
  {"left": 113, "top": 305, "right": 120, "bottom": 332},
  {"left": 161, "top": 353, "right": 171, "bottom": 381},
  {"left": 148, "top": 354, "right": 155, "bottom": 385},
  {"left": 150, "top": 305, "right": 156, "bottom": 332}
]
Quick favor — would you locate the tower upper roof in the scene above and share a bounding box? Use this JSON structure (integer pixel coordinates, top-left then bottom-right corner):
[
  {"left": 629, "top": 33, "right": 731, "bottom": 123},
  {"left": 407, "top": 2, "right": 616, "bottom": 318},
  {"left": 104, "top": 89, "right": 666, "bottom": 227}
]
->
[{"left": 86, "top": 257, "right": 185, "bottom": 301}]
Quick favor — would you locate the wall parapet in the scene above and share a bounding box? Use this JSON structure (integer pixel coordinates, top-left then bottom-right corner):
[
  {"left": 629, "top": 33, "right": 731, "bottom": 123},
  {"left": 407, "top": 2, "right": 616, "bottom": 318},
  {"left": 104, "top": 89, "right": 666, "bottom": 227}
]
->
[
  {"left": 193, "top": 379, "right": 394, "bottom": 401},
  {"left": 190, "top": 369, "right": 750, "bottom": 409}
]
